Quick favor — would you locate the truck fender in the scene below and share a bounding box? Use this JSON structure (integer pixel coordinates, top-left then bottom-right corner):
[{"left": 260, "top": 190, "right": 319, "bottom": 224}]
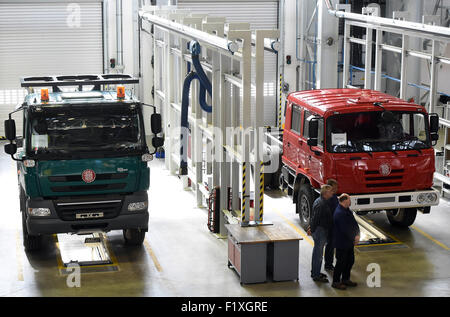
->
[{"left": 292, "top": 172, "right": 320, "bottom": 204}]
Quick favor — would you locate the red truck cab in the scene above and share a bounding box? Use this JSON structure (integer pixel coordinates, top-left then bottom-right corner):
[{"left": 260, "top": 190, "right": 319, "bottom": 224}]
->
[{"left": 280, "top": 88, "right": 440, "bottom": 228}]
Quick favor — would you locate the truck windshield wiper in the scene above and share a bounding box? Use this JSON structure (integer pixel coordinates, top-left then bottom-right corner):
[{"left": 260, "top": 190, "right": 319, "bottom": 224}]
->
[{"left": 393, "top": 140, "right": 422, "bottom": 154}]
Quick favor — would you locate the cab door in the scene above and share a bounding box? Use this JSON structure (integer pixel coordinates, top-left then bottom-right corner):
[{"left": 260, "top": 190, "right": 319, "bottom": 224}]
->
[
  {"left": 283, "top": 103, "right": 302, "bottom": 169},
  {"left": 302, "top": 110, "right": 325, "bottom": 184}
]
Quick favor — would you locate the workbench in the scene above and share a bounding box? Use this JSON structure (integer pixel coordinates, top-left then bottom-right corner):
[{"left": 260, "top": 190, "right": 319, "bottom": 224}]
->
[{"left": 225, "top": 223, "right": 302, "bottom": 284}]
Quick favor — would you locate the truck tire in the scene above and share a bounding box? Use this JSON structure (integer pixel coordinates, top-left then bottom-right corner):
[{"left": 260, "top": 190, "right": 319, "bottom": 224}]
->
[
  {"left": 22, "top": 210, "right": 43, "bottom": 252},
  {"left": 297, "top": 184, "right": 314, "bottom": 230},
  {"left": 386, "top": 208, "right": 417, "bottom": 227},
  {"left": 263, "top": 172, "right": 273, "bottom": 189},
  {"left": 123, "top": 228, "right": 146, "bottom": 246},
  {"left": 269, "top": 169, "right": 281, "bottom": 190}
]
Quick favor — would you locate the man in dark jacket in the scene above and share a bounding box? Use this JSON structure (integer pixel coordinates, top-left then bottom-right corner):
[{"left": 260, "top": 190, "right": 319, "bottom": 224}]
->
[
  {"left": 332, "top": 194, "right": 360, "bottom": 290},
  {"left": 324, "top": 179, "right": 339, "bottom": 270},
  {"left": 310, "top": 185, "right": 334, "bottom": 282}
]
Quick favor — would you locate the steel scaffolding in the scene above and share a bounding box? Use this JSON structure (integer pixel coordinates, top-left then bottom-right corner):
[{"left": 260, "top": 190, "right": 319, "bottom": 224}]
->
[{"left": 140, "top": 6, "right": 279, "bottom": 235}]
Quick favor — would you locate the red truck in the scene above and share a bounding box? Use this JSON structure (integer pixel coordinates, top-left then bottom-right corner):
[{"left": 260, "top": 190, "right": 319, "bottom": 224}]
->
[{"left": 279, "top": 88, "right": 441, "bottom": 229}]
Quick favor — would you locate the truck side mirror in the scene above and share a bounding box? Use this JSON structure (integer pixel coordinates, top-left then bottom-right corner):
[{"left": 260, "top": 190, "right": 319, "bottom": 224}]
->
[
  {"left": 429, "top": 113, "right": 439, "bottom": 134},
  {"left": 307, "top": 118, "right": 318, "bottom": 147},
  {"left": 4, "top": 119, "right": 16, "bottom": 141},
  {"left": 4, "top": 143, "right": 17, "bottom": 155},
  {"left": 151, "top": 113, "right": 162, "bottom": 135}
]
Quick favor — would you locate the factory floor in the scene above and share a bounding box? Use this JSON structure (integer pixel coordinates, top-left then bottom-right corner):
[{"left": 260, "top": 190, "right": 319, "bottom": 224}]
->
[{"left": 1, "top": 150, "right": 450, "bottom": 297}]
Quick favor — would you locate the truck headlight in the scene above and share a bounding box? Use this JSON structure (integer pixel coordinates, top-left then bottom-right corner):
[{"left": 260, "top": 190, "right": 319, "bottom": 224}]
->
[
  {"left": 417, "top": 193, "right": 426, "bottom": 204},
  {"left": 128, "top": 202, "right": 148, "bottom": 211},
  {"left": 425, "top": 193, "right": 438, "bottom": 203},
  {"left": 28, "top": 208, "right": 51, "bottom": 217}
]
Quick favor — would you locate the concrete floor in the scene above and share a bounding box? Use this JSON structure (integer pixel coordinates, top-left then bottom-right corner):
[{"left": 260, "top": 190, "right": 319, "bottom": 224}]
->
[{"left": 1, "top": 147, "right": 450, "bottom": 297}]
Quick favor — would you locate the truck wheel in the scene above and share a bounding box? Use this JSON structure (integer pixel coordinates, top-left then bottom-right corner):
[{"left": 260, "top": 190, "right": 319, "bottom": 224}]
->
[
  {"left": 269, "top": 170, "right": 281, "bottom": 190},
  {"left": 297, "top": 184, "right": 314, "bottom": 230},
  {"left": 386, "top": 208, "right": 417, "bottom": 227},
  {"left": 22, "top": 211, "right": 43, "bottom": 252},
  {"left": 263, "top": 173, "right": 273, "bottom": 189},
  {"left": 123, "top": 228, "right": 146, "bottom": 246}
]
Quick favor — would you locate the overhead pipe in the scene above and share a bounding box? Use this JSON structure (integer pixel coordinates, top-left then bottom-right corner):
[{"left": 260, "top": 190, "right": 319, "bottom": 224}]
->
[
  {"left": 140, "top": 11, "right": 279, "bottom": 54},
  {"left": 179, "top": 41, "right": 213, "bottom": 176},
  {"left": 139, "top": 11, "right": 239, "bottom": 54},
  {"left": 324, "top": 0, "right": 450, "bottom": 39}
]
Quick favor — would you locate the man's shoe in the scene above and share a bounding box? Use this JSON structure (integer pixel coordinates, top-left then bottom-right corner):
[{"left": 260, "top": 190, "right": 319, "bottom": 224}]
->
[
  {"left": 325, "top": 265, "right": 334, "bottom": 271},
  {"left": 319, "top": 273, "right": 328, "bottom": 278},
  {"left": 342, "top": 280, "right": 357, "bottom": 287},
  {"left": 313, "top": 276, "right": 329, "bottom": 283},
  {"left": 332, "top": 282, "right": 347, "bottom": 290}
]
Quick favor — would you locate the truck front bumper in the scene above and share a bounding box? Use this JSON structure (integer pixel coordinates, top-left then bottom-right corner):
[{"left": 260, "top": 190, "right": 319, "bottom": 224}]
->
[
  {"left": 26, "top": 191, "right": 149, "bottom": 235},
  {"left": 350, "top": 188, "right": 440, "bottom": 212}
]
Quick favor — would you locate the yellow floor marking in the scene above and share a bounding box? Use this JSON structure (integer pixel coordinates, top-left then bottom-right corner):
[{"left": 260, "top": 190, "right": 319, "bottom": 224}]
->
[
  {"left": 144, "top": 239, "right": 163, "bottom": 272},
  {"left": 272, "top": 208, "right": 314, "bottom": 246},
  {"left": 411, "top": 225, "right": 450, "bottom": 251},
  {"left": 101, "top": 233, "right": 120, "bottom": 270},
  {"left": 16, "top": 229, "right": 24, "bottom": 281},
  {"left": 356, "top": 242, "right": 403, "bottom": 248}
]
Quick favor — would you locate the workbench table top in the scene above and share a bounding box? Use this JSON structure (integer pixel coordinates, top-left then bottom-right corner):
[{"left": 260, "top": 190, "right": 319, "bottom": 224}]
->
[{"left": 225, "top": 223, "right": 303, "bottom": 244}]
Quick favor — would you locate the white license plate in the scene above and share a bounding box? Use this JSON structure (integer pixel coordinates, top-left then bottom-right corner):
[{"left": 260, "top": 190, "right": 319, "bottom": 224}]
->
[{"left": 76, "top": 212, "right": 104, "bottom": 219}]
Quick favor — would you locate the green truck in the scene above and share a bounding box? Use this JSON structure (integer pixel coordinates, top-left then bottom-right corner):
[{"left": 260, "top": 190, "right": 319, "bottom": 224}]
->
[{"left": 3, "top": 75, "right": 163, "bottom": 251}]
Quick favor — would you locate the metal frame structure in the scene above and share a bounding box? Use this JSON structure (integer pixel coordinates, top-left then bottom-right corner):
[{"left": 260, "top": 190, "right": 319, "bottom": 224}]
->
[{"left": 139, "top": 6, "right": 279, "bottom": 235}]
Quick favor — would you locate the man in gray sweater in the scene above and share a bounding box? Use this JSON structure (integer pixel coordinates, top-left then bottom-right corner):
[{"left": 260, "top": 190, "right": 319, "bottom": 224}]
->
[{"left": 310, "top": 185, "right": 334, "bottom": 282}]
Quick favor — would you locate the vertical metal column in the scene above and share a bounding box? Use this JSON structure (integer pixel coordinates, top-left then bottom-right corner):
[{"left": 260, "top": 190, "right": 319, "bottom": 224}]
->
[
  {"left": 204, "top": 22, "right": 225, "bottom": 196},
  {"left": 374, "top": 29, "right": 383, "bottom": 91},
  {"left": 219, "top": 53, "right": 231, "bottom": 236},
  {"left": 342, "top": 21, "right": 351, "bottom": 88},
  {"left": 228, "top": 30, "right": 252, "bottom": 226},
  {"left": 278, "top": 73, "right": 283, "bottom": 128},
  {"left": 317, "top": 0, "right": 339, "bottom": 89},
  {"left": 364, "top": 27, "right": 373, "bottom": 89},
  {"left": 429, "top": 40, "right": 439, "bottom": 114},
  {"left": 400, "top": 34, "right": 409, "bottom": 100},
  {"left": 254, "top": 29, "right": 280, "bottom": 224},
  {"left": 255, "top": 30, "right": 265, "bottom": 224}
]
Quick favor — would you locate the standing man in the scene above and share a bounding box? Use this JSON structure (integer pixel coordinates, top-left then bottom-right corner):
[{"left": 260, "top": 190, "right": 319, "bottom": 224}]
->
[
  {"left": 310, "top": 185, "right": 334, "bottom": 283},
  {"left": 325, "top": 179, "right": 338, "bottom": 271},
  {"left": 332, "top": 194, "right": 360, "bottom": 290}
]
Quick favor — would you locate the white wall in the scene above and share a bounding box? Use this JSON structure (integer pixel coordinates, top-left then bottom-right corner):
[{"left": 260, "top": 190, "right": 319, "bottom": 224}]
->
[{"left": 105, "top": 0, "right": 138, "bottom": 77}]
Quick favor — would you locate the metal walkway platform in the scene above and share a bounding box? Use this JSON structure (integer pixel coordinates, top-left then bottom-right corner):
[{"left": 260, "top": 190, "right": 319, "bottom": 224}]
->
[
  {"left": 355, "top": 214, "right": 397, "bottom": 246},
  {"left": 56, "top": 233, "right": 118, "bottom": 273}
]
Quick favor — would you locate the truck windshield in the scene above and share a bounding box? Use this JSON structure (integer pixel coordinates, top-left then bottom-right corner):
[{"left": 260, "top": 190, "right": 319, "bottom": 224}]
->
[
  {"left": 326, "top": 111, "right": 430, "bottom": 153},
  {"left": 27, "top": 104, "right": 144, "bottom": 158}
]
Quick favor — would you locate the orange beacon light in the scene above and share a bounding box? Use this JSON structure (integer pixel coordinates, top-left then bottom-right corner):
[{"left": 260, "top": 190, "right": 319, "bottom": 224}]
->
[
  {"left": 117, "top": 86, "right": 125, "bottom": 99},
  {"left": 41, "top": 89, "right": 49, "bottom": 102}
]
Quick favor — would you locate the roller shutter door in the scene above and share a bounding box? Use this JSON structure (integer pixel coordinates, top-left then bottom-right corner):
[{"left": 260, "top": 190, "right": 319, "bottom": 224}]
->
[{"left": 0, "top": 1, "right": 103, "bottom": 137}]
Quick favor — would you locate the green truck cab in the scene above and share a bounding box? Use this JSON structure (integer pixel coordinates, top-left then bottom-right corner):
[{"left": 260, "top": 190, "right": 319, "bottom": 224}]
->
[{"left": 3, "top": 75, "right": 164, "bottom": 251}]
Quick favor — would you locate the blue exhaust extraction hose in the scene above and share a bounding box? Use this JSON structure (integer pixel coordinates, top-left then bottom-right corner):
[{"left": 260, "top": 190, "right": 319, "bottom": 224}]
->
[{"left": 179, "top": 40, "right": 212, "bottom": 175}]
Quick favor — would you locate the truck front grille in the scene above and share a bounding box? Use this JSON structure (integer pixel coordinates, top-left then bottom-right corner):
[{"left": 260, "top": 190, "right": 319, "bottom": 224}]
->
[
  {"left": 48, "top": 173, "right": 128, "bottom": 182},
  {"left": 54, "top": 197, "right": 123, "bottom": 221},
  {"left": 364, "top": 169, "right": 404, "bottom": 188},
  {"left": 51, "top": 183, "right": 126, "bottom": 193}
]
